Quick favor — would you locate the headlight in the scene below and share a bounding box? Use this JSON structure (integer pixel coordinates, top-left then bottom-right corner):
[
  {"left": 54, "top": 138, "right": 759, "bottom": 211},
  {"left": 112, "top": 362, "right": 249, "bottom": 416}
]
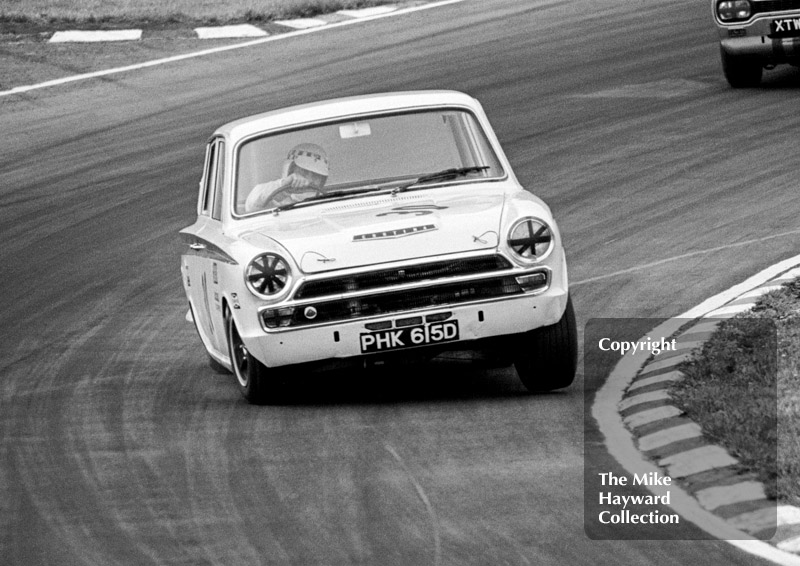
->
[
  {"left": 507, "top": 218, "right": 554, "bottom": 262},
  {"left": 717, "top": 0, "right": 751, "bottom": 22},
  {"left": 245, "top": 253, "right": 291, "bottom": 298}
]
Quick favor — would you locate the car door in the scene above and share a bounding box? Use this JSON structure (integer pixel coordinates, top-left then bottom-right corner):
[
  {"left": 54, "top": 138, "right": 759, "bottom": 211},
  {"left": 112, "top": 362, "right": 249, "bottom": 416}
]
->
[{"left": 182, "top": 137, "right": 228, "bottom": 360}]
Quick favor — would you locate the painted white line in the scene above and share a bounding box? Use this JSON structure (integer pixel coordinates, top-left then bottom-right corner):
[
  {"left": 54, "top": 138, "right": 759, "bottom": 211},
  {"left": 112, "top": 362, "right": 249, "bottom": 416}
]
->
[
  {"left": 638, "top": 422, "right": 702, "bottom": 451},
  {"left": 682, "top": 254, "right": 800, "bottom": 320},
  {"left": 682, "top": 319, "right": 722, "bottom": 339},
  {"left": 49, "top": 30, "right": 142, "bottom": 43},
  {"left": 627, "top": 370, "right": 683, "bottom": 392},
  {"left": 728, "top": 508, "right": 778, "bottom": 535},
  {"left": 738, "top": 285, "right": 784, "bottom": 300},
  {"left": 674, "top": 340, "right": 704, "bottom": 351},
  {"left": 659, "top": 445, "right": 738, "bottom": 478},
  {"left": 684, "top": 320, "right": 722, "bottom": 334},
  {"left": 0, "top": 0, "right": 467, "bottom": 98},
  {"left": 623, "top": 405, "right": 683, "bottom": 429},
  {"left": 781, "top": 537, "right": 800, "bottom": 553},
  {"left": 593, "top": 253, "right": 800, "bottom": 565},
  {"left": 651, "top": 348, "right": 696, "bottom": 364},
  {"left": 195, "top": 24, "right": 268, "bottom": 39},
  {"left": 779, "top": 506, "right": 800, "bottom": 526},
  {"left": 339, "top": 6, "right": 398, "bottom": 17},
  {"left": 619, "top": 390, "right": 670, "bottom": 411},
  {"left": 273, "top": 18, "right": 327, "bottom": 29},
  {"left": 641, "top": 352, "right": 693, "bottom": 374},
  {"left": 777, "top": 267, "right": 800, "bottom": 280},
  {"left": 696, "top": 482, "right": 768, "bottom": 511},
  {"left": 704, "top": 303, "right": 756, "bottom": 318},
  {"left": 572, "top": 232, "right": 800, "bottom": 288}
]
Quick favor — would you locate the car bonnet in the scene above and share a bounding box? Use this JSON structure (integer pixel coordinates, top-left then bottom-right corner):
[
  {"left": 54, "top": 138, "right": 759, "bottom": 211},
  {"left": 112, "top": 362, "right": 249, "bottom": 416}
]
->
[{"left": 241, "top": 187, "right": 507, "bottom": 274}]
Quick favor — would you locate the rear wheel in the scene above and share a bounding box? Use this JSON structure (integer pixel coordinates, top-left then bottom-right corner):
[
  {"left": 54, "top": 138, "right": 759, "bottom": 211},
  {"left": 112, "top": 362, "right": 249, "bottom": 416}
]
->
[
  {"left": 226, "top": 310, "right": 283, "bottom": 404},
  {"left": 721, "top": 47, "right": 762, "bottom": 88},
  {"left": 513, "top": 296, "right": 577, "bottom": 392}
]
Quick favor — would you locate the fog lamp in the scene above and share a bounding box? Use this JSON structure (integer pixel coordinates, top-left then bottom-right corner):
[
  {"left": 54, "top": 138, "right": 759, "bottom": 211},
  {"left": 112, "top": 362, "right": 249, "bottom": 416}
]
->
[
  {"left": 262, "top": 307, "right": 295, "bottom": 329},
  {"left": 515, "top": 272, "right": 548, "bottom": 293}
]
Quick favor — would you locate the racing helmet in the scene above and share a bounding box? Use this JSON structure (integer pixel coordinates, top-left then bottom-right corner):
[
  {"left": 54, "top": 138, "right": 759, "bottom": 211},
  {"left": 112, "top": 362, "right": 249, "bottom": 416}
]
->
[{"left": 283, "top": 143, "right": 329, "bottom": 177}]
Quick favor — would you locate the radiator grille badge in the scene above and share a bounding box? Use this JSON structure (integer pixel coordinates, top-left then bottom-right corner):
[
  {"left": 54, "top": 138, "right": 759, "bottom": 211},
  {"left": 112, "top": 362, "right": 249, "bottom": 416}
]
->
[{"left": 353, "top": 224, "right": 436, "bottom": 241}]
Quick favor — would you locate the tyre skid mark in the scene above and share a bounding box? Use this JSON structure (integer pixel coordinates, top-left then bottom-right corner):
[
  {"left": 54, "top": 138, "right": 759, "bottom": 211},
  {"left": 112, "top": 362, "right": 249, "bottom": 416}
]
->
[{"left": 384, "top": 444, "right": 442, "bottom": 566}]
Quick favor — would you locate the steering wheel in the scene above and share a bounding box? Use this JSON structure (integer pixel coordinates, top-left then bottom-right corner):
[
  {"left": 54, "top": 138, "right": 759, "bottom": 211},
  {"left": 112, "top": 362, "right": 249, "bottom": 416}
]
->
[{"left": 264, "top": 185, "right": 324, "bottom": 209}]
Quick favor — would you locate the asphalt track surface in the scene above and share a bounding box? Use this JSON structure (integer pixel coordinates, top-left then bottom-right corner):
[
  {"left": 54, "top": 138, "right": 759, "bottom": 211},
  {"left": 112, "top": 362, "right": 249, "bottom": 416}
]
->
[{"left": 1, "top": 0, "right": 799, "bottom": 564}]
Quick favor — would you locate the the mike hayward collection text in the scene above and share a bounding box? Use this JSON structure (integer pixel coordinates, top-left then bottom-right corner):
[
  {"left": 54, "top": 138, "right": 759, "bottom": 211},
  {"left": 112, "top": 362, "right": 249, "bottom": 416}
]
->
[{"left": 597, "top": 472, "right": 680, "bottom": 525}]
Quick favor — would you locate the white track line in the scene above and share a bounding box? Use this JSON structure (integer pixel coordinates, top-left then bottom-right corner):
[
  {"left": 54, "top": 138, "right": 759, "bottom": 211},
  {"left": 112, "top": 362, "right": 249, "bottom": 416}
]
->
[
  {"left": 627, "top": 371, "right": 684, "bottom": 393},
  {"left": 573, "top": 228, "right": 800, "bottom": 287},
  {"left": 272, "top": 18, "right": 327, "bottom": 29},
  {"left": 0, "top": 0, "right": 466, "bottom": 98},
  {"left": 194, "top": 25, "right": 268, "bottom": 39},
  {"left": 593, "top": 253, "right": 800, "bottom": 565},
  {"left": 50, "top": 30, "right": 142, "bottom": 42},
  {"left": 339, "top": 6, "right": 399, "bottom": 17}
]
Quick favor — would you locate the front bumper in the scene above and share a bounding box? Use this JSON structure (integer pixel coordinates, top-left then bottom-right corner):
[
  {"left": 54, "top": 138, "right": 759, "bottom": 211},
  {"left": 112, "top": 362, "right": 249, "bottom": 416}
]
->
[
  {"left": 717, "top": 12, "right": 800, "bottom": 63},
  {"left": 240, "top": 287, "right": 568, "bottom": 368}
]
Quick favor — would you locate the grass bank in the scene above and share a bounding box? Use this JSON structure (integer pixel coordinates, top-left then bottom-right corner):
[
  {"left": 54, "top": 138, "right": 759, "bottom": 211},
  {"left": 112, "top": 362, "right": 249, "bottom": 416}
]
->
[
  {"left": 0, "top": 0, "right": 400, "bottom": 27},
  {"left": 671, "top": 277, "right": 800, "bottom": 505}
]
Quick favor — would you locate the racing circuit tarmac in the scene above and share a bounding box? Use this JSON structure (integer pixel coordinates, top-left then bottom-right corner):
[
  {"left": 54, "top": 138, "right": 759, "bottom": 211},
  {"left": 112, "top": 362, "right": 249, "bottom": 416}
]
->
[{"left": 1, "top": 0, "right": 799, "bottom": 564}]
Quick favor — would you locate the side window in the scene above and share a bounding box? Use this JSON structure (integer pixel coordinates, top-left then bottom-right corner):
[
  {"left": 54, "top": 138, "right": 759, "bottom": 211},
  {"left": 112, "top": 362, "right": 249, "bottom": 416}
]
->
[
  {"left": 212, "top": 141, "right": 225, "bottom": 220},
  {"left": 199, "top": 142, "right": 218, "bottom": 216}
]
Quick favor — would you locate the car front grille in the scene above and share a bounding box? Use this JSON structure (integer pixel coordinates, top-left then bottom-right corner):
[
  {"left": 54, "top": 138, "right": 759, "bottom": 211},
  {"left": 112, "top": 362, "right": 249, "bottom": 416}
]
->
[
  {"left": 752, "top": 0, "right": 800, "bottom": 14},
  {"left": 294, "top": 255, "right": 513, "bottom": 299},
  {"left": 279, "top": 276, "right": 524, "bottom": 328},
  {"left": 259, "top": 254, "right": 550, "bottom": 330}
]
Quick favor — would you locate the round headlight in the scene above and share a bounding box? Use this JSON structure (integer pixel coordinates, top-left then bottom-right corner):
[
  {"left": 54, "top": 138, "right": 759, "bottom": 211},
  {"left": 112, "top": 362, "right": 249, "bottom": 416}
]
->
[
  {"left": 717, "top": 0, "right": 751, "bottom": 22},
  {"left": 245, "top": 253, "right": 291, "bottom": 297},
  {"left": 508, "top": 218, "right": 554, "bottom": 262}
]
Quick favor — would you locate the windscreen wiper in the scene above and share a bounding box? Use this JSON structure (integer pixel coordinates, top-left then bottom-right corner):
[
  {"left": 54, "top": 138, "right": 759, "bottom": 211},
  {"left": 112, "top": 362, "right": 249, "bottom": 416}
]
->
[
  {"left": 271, "top": 166, "right": 489, "bottom": 214},
  {"left": 270, "top": 184, "right": 399, "bottom": 214},
  {"left": 392, "top": 165, "right": 490, "bottom": 194}
]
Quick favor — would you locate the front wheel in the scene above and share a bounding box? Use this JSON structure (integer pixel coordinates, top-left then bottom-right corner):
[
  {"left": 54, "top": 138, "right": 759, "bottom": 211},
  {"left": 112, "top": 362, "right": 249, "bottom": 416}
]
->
[
  {"left": 226, "top": 310, "right": 283, "bottom": 404},
  {"left": 513, "top": 296, "right": 577, "bottom": 392},
  {"left": 721, "top": 47, "right": 762, "bottom": 88}
]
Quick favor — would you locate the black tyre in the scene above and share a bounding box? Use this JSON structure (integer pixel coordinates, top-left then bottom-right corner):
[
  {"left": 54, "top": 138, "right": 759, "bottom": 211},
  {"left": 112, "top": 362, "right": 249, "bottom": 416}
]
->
[
  {"left": 225, "top": 310, "right": 282, "bottom": 404},
  {"left": 721, "top": 47, "right": 762, "bottom": 88},
  {"left": 513, "top": 296, "right": 578, "bottom": 392}
]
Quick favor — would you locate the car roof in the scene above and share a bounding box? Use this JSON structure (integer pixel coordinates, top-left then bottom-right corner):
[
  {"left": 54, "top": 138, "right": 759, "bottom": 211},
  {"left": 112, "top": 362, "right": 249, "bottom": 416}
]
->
[{"left": 214, "top": 90, "right": 482, "bottom": 141}]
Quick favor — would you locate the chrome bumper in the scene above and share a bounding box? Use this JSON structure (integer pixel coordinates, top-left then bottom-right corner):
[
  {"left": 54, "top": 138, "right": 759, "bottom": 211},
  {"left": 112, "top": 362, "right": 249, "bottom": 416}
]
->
[
  {"left": 717, "top": 12, "right": 800, "bottom": 62},
  {"left": 242, "top": 288, "right": 568, "bottom": 368}
]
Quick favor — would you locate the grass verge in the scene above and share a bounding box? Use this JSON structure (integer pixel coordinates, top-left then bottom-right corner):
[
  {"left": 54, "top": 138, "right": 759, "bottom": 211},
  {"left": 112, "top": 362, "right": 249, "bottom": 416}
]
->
[
  {"left": 671, "top": 277, "right": 800, "bottom": 505},
  {"left": 0, "top": 0, "right": 401, "bottom": 28}
]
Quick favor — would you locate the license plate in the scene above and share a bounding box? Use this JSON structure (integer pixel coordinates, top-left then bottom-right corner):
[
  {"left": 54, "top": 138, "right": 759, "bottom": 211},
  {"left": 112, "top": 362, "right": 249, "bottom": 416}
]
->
[
  {"left": 771, "top": 17, "right": 800, "bottom": 37},
  {"left": 359, "top": 321, "right": 459, "bottom": 353}
]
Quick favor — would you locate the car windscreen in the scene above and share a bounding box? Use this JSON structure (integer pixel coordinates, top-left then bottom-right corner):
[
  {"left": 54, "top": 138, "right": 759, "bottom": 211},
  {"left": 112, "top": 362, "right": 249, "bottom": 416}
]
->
[{"left": 234, "top": 108, "right": 505, "bottom": 216}]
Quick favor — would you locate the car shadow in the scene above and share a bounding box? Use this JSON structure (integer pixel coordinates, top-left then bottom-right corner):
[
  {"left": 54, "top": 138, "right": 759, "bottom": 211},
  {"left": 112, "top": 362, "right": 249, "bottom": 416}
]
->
[
  {"left": 759, "top": 65, "right": 800, "bottom": 88},
  {"left": 271, "top": 352, "right": 568, "bottom": 407}
]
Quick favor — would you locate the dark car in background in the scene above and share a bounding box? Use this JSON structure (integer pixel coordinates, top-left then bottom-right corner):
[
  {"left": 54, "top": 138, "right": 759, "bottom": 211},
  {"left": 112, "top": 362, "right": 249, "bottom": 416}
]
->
[{"left": 713, "top": 0, "right": 800, "bottom": 86}]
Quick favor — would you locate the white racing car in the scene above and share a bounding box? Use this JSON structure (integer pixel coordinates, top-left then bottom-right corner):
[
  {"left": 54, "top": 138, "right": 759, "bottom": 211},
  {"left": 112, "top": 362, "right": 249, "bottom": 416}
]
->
[{"left": 180, "top": 91, "right": 576, "bottom": 404}]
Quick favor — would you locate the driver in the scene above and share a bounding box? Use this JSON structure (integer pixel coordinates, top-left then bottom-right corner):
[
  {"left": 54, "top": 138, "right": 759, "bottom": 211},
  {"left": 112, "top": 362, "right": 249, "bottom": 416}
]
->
[{"left": 245, "top": 143, "right": 329, "bottom": 212}]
